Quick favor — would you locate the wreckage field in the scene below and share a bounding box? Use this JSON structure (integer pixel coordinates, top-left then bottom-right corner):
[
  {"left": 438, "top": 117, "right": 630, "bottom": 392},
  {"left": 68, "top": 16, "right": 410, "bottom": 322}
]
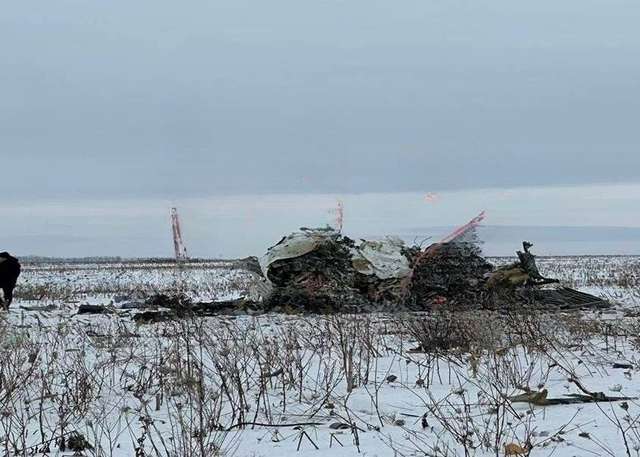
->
[
  {"left": 1, "top": 254, "right": 640, "bottom": 456},
  {"left": 12, "top": 255, "right": 639, "bottom": 311}
]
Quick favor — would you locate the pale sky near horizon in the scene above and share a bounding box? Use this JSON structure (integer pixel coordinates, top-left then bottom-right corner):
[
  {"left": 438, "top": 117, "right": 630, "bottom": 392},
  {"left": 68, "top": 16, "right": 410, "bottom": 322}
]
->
[
  {"left": 1, "top": 1, "right": 639, "bottom": 256},
  {"left": 2, "top": 183, "right": 640, "bottom": 258}
]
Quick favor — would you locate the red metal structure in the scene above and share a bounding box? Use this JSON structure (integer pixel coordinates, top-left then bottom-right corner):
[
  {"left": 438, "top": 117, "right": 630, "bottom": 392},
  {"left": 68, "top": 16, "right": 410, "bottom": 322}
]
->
[
  {"left": 402, "top": 210, "right": 487, "bottom": 297},
  {"left": 413, "top": 210, "right": 486, "bottom": 264},
  {"left": 170, "top": 207, "right": 188, "bottom": 261},
  {"left": 438, "top": 210, "right": 486, "bottom": 244}
]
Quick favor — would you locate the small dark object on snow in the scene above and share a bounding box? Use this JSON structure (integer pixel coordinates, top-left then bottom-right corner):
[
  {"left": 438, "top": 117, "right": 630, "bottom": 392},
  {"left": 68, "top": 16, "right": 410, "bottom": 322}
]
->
[
  {"left": 263, "top": 368, "right": 284, "bottom": 378},
  {"left": 59, "top": 432, "right": 93, "bottom": 452},
  {"left": 329, "top": 422, "right": 351, "bottom": 430},
  {"left": 77, "top": 304, "right": 111, "bottom": 315},
  {"left": 132, "top": 295, "right": 257, "bottom": 323},
  {"left": 132, "top": 310, "right": 176, "bottom": 324},
  {"left": 509, "top": 378, "right": 637, "bottom": 406},
  {"left": 67, "top": 432, "right": 93, "bottom": 452},
  {"left": 145, "top": 293, "right": 193, "bottom": 309}
]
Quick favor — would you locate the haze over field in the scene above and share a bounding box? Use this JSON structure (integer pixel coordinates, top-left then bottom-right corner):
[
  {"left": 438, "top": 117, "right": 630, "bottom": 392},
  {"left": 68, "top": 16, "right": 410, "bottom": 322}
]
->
[{"left": 3, "top": 183, "right": 640, "bottom": 258}]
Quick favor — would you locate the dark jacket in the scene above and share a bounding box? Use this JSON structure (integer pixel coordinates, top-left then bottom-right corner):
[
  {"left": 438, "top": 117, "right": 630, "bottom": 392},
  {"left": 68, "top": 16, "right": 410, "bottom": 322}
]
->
[{"left": 0, "top": 252, "right": 21, "bottom": 309}]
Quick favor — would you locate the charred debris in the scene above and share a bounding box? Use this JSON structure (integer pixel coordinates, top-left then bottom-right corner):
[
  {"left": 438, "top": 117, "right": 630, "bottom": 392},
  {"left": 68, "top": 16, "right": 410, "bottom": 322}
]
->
[
  {"left": 255, "top": 226, "right": 609, "bottom": 314},
  {"left": 104, "top": 218, "right": 611, "bottom": 322}
]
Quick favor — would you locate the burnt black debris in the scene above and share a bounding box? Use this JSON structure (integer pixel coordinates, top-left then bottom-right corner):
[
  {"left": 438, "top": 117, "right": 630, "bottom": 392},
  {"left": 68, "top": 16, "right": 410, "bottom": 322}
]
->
[
  {"left": 128, "top": 228, "right": 611, "bottom": 322},
  {"left": 256, "top": 227, "right": 610, "bottom": 314},
  {"left": 77, "top": 304, "right": 112, "bottom": 315},
  {"left": 406, "top": 241, "right": 494, "bottom": 311},
  {"left": 131, "top": 294, "right": 258, "bottom": 323},
  {"left": 530, "top": 287, "right": 610, "bottom": 311},
  {"left": 263, "top": 231, "right": 371, "bottom": 312}
]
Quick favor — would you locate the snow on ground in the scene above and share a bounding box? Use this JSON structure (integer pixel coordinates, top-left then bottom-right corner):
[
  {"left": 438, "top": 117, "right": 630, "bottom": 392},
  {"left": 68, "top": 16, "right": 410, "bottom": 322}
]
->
[
  {"left": 1, "top": 256, "right": 639, "bottom": 457},
  {"left": 15, "top": 260, "right": 254, "bottom": 305}
]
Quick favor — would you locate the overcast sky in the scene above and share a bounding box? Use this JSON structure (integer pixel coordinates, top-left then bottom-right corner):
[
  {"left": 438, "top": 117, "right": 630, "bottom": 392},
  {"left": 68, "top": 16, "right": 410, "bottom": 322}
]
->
[
  {"left": 1, "top": 1, "right": 640, "bottom": 257},
  {"left": 2, "top": 0, "right": 640, "bottom": 199}
]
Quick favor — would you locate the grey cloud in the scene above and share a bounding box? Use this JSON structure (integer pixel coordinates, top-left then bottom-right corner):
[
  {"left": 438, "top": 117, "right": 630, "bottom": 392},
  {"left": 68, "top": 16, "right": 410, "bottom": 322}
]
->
[{"left": 1, "top": 0, "right": 640, "bottom": 199}]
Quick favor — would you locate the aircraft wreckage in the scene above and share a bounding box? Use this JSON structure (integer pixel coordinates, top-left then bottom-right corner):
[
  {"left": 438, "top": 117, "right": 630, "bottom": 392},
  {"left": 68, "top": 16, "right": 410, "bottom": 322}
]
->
[
  {"left": 107, "top": 212, "right": 611, "bottom": 322},
  {"left": 255, "top": 214, "right": 609, "bottom": 314}
]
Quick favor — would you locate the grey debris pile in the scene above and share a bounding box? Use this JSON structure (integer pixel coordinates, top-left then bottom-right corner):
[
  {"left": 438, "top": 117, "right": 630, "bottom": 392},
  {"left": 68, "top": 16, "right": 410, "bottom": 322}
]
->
[{"left": 256, "top": 227, "right": 610, "bottom": 314}]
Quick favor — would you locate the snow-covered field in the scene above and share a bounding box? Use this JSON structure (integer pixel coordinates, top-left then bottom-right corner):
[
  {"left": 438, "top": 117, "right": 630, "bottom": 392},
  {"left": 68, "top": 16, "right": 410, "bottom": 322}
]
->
[
  {"left": 14, "top": 260, "right": 255, "bottom": 305},
  {"left": 1, "top": 256, "right": 640, "bottom": 457}
]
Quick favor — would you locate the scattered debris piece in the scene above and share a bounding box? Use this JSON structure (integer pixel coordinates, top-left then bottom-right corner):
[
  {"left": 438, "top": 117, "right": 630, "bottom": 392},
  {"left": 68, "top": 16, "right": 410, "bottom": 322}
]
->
[
  {"left": 509, "top": 379, "right": 637, "bottom": 406},
  {"left": 61, "top": 432, "right": 93, "bottom": 452},
  {"left": 329, "top": 422, "right": 350, "bottom": 430},
  {"left": 19, "top": 304, "right": 58, "bottom": 312},
  {"left": 132, "top": 295, "right": 254, "bottom": 324},
  {"left": 504, "top": 442, "right": 528, "bottom": 455},
  {"left": 77, "top": 304, "right": 112, "bottom": 315}
]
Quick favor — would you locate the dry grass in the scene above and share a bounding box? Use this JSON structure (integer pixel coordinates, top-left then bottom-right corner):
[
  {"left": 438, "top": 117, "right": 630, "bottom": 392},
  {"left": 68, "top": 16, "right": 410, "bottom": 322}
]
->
[{"left": 0, "top": 308, "right": 638, "bottom": 456}]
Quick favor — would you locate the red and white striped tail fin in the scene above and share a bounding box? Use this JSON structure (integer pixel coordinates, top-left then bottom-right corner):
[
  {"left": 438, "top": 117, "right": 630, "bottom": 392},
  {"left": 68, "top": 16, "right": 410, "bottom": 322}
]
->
[
  {"left": 439, "top": 210, "right": 486, "bottom": 244},
  {"left": 412, "top": 211, "right": 486, "bottom": 265}
]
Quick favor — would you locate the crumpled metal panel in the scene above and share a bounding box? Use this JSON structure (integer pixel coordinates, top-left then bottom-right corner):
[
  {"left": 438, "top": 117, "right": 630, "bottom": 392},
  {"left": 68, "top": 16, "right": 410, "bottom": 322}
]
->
[
  {"left": 259, "top": 227, "right": 340, "bottom": 278},
  {"left": 261, "top": 226, "right": 413, "bottom": 283},
  {"left": 351, "top": 237, "right": 411, "bottom": 280}
]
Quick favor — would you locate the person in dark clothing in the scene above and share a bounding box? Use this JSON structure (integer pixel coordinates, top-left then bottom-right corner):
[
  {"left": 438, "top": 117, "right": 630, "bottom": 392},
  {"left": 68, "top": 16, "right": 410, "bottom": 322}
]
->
[{"left": 0, "top": 252, "right": 21, "bottom": 310}]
